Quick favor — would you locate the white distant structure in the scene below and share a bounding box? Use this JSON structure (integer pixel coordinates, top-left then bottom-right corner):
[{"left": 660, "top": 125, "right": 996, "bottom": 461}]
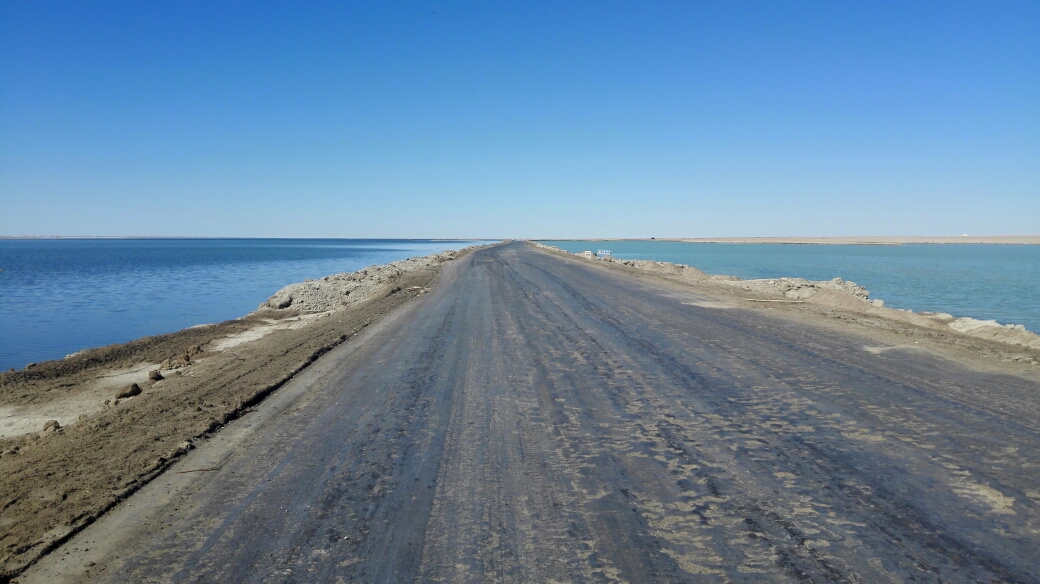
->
[
  {"left": 583, "top": 250, "right": 594, "bottom": 258},
  {"left": 597, "top": 249, "right": 611, "bottom": 257}
]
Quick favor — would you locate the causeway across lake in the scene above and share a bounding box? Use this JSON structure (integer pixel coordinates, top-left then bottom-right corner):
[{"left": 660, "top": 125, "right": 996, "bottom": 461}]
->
[{"left": 26, "top": 241, "right": 1040, "bottom": 583}]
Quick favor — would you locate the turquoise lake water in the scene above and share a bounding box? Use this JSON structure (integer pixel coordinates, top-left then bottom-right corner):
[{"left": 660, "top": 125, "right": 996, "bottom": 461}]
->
[
  {"left": 0, "top": 239, "right": 493, "bottom": 371},
  {"left": 541, "top": 240, "right": 1040, "bottom": 336}
]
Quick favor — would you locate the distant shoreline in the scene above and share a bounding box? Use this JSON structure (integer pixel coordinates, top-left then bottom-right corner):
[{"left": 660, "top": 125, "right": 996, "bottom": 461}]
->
[
  {"left": 540, "top": 236, "right": 1040, "bottom": 245},
  {"left": 0, "top": 236, "right": 490, "bottom": 241},
  {"left": 5, "top": 236, "right": 1039, "bottom": 245}
]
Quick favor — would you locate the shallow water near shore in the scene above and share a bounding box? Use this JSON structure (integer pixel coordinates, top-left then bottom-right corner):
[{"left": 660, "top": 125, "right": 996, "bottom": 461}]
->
[
  {"left": 0, "top": 239, "right": 493, "bottom": 371},
  {"left": 542, "top": 240, "right": 1040, "bottom": 335}
]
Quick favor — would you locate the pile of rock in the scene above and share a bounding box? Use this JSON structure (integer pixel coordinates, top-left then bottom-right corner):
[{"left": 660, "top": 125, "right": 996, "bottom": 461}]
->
[
  {"left": 949, "top": 317, "right": 1028, "bottom": 334},
  {"left": 623, "top": 259, "right": 706, "bottom": 279},
  {"left": 718, "top": 276, "right": 871, "bottom": 301},
  {"left": 612, "top": 255, "right": 1040, "bottom": 347},
  {"left": 259, "top": 249, "right": 463, "bottom": 313},
  {"left": 610, "top": 255, "right": 873, "bottom": 304},
  {"left": 529, "top": 241, "right": 1040, "bottom": 350}
]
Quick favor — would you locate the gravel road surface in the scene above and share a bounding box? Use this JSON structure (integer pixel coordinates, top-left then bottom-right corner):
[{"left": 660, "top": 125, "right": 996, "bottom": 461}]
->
[{"left": 25, "top": 242, "right": 1040, "bottom": 583}]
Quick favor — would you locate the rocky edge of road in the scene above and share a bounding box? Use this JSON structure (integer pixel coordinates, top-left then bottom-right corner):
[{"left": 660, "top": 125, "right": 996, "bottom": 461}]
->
[
  {"left": 531, "top": 242, "right": 1040, "bottom": 353},
  {"left": 259, "top": 250, "right": 465, "bottom": 313}
]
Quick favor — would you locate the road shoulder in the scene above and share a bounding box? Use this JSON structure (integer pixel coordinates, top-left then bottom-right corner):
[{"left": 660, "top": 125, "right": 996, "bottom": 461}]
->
[
  {"left": 0, "top": 247, "right": 481, "bottom": 581},
  {"left": 526, "top": 241, "right": 1040, "bottom": 383}
]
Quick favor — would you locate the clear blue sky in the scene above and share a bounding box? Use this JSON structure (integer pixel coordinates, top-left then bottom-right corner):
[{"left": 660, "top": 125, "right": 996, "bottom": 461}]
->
[{"left": 2, "top": 1, "right": 1037, "bottom": 238}]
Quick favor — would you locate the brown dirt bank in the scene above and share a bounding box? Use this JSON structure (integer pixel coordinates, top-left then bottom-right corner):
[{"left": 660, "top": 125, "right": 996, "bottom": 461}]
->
[{"left": 0, "top": 248, "right": 478, "bottom": 580}]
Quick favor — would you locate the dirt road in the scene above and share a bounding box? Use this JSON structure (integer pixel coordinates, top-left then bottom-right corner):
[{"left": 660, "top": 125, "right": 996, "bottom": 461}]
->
[{"left": 25, "top": 242, "right": 1040, "bottom": 583}]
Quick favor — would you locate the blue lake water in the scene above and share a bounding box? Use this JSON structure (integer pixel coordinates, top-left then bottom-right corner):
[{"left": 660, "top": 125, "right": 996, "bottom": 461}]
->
[
  {"left": 542, "top": 240, "right": 1040, "bottom": 335},
  {"left": 0, "top": 239, "right": 494, "bottom": 371}
]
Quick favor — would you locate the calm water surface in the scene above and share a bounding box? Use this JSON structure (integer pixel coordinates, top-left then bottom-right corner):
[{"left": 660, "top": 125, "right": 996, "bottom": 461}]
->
[
  {"left": 0, "top": 239, "right": 493, "bottom": 371},
  {"left": 543, "top": 240, "right": 1040, "bottom": 335},
  {"left": 3, "top": 239, "right": 1037, "bottom": 371}
]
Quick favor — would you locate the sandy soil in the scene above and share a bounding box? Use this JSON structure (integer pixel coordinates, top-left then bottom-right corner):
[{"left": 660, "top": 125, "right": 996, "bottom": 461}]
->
[
  {"left": 0, "top": 248, "right": 477, "bottom": 580},
  {"left": 0, "top": 363, "right": 162, "bottom": 439}
]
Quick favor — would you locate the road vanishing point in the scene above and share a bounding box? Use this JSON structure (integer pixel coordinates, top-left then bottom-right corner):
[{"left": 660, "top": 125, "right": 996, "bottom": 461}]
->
[{"left": 26, "top": 242, "right": 1040, "bottom": 583}]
